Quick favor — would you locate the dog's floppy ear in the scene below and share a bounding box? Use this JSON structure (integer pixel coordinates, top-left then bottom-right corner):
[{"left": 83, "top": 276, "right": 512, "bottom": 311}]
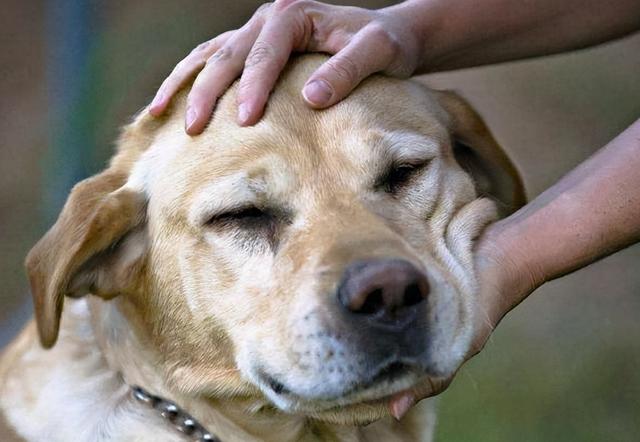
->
[
  {"left": 25, "top": 169, "right": 147, "bottom": 348},
  {"left": 436, "top": 91, "right": 526, "bottom": 214}
]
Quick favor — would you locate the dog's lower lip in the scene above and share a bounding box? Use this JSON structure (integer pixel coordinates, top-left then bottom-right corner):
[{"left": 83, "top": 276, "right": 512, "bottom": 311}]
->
[
  {"left": 256, "top": 357, "right": 427, "bottom": 413},
  {"left": 264, "top": 361, "right": 415, "bottom": 402},
  {"left": 339, "top": 361, "right": 412, "bottom": 397},
  {"left": 370, "top": 361, "right": 408, "bottom": 384}
]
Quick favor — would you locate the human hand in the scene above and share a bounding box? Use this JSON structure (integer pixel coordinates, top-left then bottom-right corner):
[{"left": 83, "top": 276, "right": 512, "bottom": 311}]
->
[
  {"left": 148, "top": 0, "right": 424, "bottom": 133},
  {"left": 388, "top": 219, "right": 540, "bottom": 419}
]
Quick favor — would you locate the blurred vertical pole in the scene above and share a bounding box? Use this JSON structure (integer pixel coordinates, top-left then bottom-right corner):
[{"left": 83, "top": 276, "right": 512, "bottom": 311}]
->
[
  {"left": 44, "top": 0, "right": 99, "bottom": 223},
  {"left": 1, "top": 1, "right": 103, "bottom": 347},
  {"left": 3, "top": 1, "right": 106, "bottom": 346}
]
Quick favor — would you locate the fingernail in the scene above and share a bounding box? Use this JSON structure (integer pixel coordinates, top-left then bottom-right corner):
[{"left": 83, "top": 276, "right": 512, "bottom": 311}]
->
[
  {"left": 303, "top": 80, "right": 333, "bottom": 106},
  {"left": 389, "top": 392, "right": 415, "bottom": 421},
  {"left": 186, "top": 106, "right": 197, "bottom": 131},
  {"left": 238, "top": 103, "right": 250, "bottom": 125}
]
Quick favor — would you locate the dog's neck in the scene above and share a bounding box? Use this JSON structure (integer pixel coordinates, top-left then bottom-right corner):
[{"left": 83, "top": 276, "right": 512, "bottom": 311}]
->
[
  {"left": 85, "top": 298, "right": 432, "bottom": 442},
  {"left": 87, "top": 298, "right": 308, "bottom": 441}
]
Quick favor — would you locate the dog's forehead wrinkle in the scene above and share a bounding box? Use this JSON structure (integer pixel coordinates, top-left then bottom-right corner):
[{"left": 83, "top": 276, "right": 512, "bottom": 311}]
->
[
  {"left": 320, "top": 128, "right": 444, "bottom": 191},
  {"left": 186, "top": 153, "right": 301, "bottom": 226},
  {"left": 383, "top": 131, "right": 442, "bottom": 163},
  {"left": 187, "top": 172, "right": 254, "bottom": 226}
]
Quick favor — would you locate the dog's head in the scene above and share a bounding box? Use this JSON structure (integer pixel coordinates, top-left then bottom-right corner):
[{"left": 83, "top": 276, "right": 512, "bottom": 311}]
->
[{"left": 26, "top": 56, "right": 524, "bottom": 424}]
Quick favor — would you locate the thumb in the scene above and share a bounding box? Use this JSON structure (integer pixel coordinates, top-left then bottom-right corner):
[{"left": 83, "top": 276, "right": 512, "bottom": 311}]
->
[{"left": 302, "top": 26, "right": 395, "bottom": 108}]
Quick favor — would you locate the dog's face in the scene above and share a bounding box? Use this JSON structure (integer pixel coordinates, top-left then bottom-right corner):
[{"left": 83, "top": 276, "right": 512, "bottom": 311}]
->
[{"left": 26, "top": 56, "right": 524, "bottom": 424}]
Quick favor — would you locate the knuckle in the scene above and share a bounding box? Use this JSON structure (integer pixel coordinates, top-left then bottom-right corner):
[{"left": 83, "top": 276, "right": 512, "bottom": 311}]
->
[
  {"left": 256, "top": 2, "right": 273, "bottom": 15},
  {"left": 183, "top": 42, "right": 216, "bottom": 69},
  {"left": 273, "top": 0, "right": 301, "bottom": 13},
  {"left": 366, "top": 22, "right": 398, "bottom": 53},
  {"left": 206, "top": 45, "right": 234, "bottom": 65},
  {"left": 365, "top": 22, "right": 389, "bottom": 40},
  {"left": 384, "top": 33, "right": 402, "bottom": 57},
  {"left": 236, "top": 81, "right": 258, "bottom": 103},
  {"left": 186, "top": 86, "right": 202, "bottom": 104},
  {"left": 172, "top": 57, "right": 196, "bottom": 76},
  {"left": 192, "top": 40, "right": 211, "bottom": 53},
  {"left": 172, "top": 58, "right": 188, "bottom": 73},
  {"left": 190, "top": 78, "right": 217, "bottom": 102},
  {"left": 236, "top": 79, "right": 253, "bottom": 98},
  {"left": 245, "top": 41, "right": 278, "bottom": 69},
  {"left": 325, "top": 55, "right": 360, "bottom": 85},
  {"left": 236, "top": 80, "right": 267, "bottom": 104}
]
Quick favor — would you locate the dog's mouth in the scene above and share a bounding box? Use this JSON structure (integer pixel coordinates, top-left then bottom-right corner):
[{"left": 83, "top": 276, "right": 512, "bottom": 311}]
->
[
  {"left": 341, "top": 361, "right": 414, "bottom": 397},
  {"left": 257, "top": 360, "right": 423, "bottom": 411}
]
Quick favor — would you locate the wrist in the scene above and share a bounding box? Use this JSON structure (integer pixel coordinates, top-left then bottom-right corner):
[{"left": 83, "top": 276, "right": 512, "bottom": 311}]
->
[
  {"left": 475, "top": 217, "right": 545, "bottom": 325},
  {"left": 383, "top": 0, "right": 446, "bottom": 73}
]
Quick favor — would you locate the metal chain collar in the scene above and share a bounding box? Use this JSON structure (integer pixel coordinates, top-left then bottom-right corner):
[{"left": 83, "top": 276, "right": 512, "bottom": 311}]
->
[{"left": 132, "top": 385, "right": 222, "bottom": 442}]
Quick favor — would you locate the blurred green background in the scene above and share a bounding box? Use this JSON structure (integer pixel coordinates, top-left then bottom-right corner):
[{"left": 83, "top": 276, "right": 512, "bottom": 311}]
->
[{"left": 1, "top": 1, "right": 638, "bottom": 440}]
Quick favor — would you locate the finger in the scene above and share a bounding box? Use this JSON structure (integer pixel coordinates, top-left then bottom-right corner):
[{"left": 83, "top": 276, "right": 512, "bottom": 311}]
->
[
  {"left": 387, "top": 375, "right": 452, "bottom": 420},
  {"left": 235, "top": 2, "right": 308, "bottom": 126},
  {"left": 185, "top": 25, "right": 262, "bottom": 134},
  {"left": 301, "top": 23, "right": 398, "bottom": 108},
  {"left": 388, "top": 391, "right": 416, "bottom": 421},
  {"left": 149, "top": 31, "right": 234, "bottom": 116}
]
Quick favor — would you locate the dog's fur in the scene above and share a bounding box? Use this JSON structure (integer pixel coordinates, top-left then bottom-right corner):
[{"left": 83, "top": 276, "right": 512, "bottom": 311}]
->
[{"left": 0, "top": 55, "right": 524, "bottom": 441}]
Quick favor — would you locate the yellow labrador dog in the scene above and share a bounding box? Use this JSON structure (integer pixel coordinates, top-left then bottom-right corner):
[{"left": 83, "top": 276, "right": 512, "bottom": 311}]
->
[{"left": 0, "top": 55, "right": 524, "bottom": 441}]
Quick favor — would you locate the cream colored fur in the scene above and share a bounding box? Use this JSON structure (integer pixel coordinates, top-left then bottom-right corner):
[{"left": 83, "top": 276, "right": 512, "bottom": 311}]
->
[{"left": 0, "top": 55, "right": 524, "bottom": 441}]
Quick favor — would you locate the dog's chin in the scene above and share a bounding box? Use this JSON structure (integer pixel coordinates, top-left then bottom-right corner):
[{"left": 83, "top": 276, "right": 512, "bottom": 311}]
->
[
  {"left": 267, "top": 371, "right": 447, "bottom": 426},
  {"left": 303, "top": 397, "right": 395, "bottom": 426},
  {"left": 237, "top": 330, "right": 470, "bottom": 425},
  {"left": 250, "top": 364, "right": 445, "bottom": 425}
]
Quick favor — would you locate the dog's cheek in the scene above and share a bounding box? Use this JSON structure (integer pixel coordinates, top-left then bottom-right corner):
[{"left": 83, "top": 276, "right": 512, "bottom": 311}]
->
[
  {"left": 402, "top": 159, "right": 443, "bottom": 221},
  {"left": 181, "top": 235, "right": 282, "bottom": 361},
  {"left": 427, "top": 197, "right": 498, "bottom": 374},
  {"left": 143, "top": 232, "right": 277, "bottom": 390},
  {"left": 173, "top": 235, "right": 233, "bottom": 321},
  {"left": 424, "top": 269, "right": 472, "bottom": 376}
]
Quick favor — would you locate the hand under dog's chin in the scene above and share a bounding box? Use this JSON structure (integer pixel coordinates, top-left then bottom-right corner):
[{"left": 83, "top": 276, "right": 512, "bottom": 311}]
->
[{"left": 250, "top": 368, "right": 445, "bottom": 425}]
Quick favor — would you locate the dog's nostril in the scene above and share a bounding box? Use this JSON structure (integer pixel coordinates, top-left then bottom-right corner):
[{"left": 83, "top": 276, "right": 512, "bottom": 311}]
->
[
  {"left": 337, "top": 259, "right": 429, "bottom": 328},
  {"left": 358, "top": 288, "right": 384, "bottom": 315},
  {"left": 403, "top": 283, "right": 424, "bottom": 307}
]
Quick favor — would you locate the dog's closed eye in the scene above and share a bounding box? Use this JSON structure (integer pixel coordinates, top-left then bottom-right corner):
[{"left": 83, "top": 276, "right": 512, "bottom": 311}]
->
[
  {"left": 204, "top": 205, "right": 292, "bottom": 252},
  {"left": 205, "top": 206, "right": 274, "bottom": 230},
  {"left": 376, "top": 161, "right": 430, "bottom": 194}
]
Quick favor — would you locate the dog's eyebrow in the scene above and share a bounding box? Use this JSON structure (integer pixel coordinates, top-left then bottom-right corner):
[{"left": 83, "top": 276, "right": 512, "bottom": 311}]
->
[
  {"left": 188, "top": 173, "right": 259, "bottom": 226},
  {"left": 187, "top": 154, "right": 294, "bottom": 227},
  {"left": 381, "top": 131, "right": 440, "bottom": 163}
]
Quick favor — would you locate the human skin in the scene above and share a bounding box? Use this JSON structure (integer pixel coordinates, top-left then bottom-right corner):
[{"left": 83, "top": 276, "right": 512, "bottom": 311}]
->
[
  {"left": 148, "top": 0, "right": 640, "bottom": 130},
  {"left": 148, "top": 0, "right": 640, "bottom": 416}
]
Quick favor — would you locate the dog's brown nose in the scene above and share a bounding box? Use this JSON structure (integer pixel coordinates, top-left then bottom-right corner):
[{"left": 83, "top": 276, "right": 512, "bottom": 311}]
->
[{"left": 337, "top": 259, "right": 429, "bottom": 330}]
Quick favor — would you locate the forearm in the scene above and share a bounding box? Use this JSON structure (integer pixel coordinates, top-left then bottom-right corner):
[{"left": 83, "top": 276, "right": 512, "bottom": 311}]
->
[
  {"left": 485, "top": 118, "right": 640, "bottom": 318},
  {"left": 388, "top": 0, "right": 640, "bottom": 72}
]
